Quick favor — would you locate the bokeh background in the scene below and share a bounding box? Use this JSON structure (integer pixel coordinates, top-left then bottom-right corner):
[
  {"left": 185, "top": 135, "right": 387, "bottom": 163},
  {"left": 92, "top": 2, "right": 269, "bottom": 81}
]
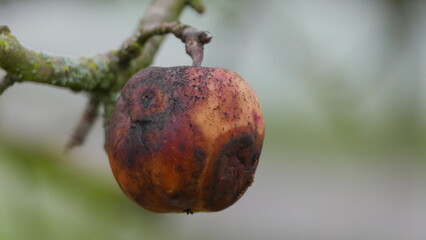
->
[{"left": 1, "top": 0, "right": 426, "bottom": 239}]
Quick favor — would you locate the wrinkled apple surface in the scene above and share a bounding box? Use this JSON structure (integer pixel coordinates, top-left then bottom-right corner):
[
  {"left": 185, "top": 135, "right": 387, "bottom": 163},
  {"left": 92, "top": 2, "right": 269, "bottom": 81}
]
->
[{"left": 107, "top": 66, "right": 264, "bottom": 213}]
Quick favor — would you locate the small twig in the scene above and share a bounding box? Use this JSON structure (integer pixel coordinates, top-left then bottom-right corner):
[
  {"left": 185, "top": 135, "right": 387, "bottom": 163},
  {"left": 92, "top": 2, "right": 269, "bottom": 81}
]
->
[
  {"left": 179, "top": 28, "right": 212, "bottom": 66},
  {"left": 65, "top": 94, "right": 101, "bottom": 152},
  {"left": 0, "top": 75, "right": 15, "bottom": 95},
  {"left": 101, "top": 92, "right": 119, "bottom": 150},
  {"left": 117, "top": 22, "right": 212, "bottom": 67}
]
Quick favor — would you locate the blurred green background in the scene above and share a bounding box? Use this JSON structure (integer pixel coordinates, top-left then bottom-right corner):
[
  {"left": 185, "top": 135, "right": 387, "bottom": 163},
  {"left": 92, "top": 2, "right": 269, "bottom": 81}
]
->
[{"left": 1, "top": 0, "right": 426, "bottom": 239}]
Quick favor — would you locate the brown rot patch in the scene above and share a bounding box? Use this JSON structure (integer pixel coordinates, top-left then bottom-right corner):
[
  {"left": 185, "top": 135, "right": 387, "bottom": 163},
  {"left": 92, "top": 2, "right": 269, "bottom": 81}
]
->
[
  {"left": 120, "top": 136, "right": 139, "bottom": 169},
  {"left": 191, "top": 146, "right": 206, "bottom": 179},
  {"left": 128, "top": 86, "right": 168, "bottom": 123},
  {"left": 206, "top": 134, "right": 258, "bottom": 211}
]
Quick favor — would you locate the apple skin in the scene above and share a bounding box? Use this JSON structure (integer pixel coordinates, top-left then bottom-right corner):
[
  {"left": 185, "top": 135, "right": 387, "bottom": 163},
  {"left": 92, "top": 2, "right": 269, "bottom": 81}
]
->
[{"left": 106, "top": 66, "right": 264, "bottom": 213}]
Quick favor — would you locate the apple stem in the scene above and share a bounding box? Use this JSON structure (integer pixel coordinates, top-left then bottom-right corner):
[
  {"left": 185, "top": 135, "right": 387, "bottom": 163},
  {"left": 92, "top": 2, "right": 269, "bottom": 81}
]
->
[
  {"left": 181, "top": 28, "right": 212, "bottom": 67},
  {"left": 118, "top": 22, "right": 212, "bottom": 67}
]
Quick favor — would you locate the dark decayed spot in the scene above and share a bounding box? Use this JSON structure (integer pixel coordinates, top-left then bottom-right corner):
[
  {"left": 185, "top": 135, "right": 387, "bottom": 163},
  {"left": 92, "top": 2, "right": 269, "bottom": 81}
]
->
[
  {"left": 192, "top": 146, "right": 207, "bottom": 178},
  {"left": 193, "top": 146, "right": 207, "bottom": 164},
  {"left": 121, "top": 119, "right": 153, "bottom": 169},
  {"left": 251, "top": 153, "right": 259, "bottom": 165},
  {"left": 140, "top": 89, "right": 155, "bottom": 105},
  {"left": 121, "top": 136, "right": 138, "bottom": 169},
  {"left": 206, "top": 134, "right": 257, "bottom": 211}
]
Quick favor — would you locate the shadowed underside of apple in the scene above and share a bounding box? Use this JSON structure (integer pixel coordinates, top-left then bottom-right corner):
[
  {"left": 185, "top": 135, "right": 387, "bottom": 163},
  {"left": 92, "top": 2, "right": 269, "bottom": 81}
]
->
[{"left": 107, "top": 66, "right": 264, "bottom": 213}]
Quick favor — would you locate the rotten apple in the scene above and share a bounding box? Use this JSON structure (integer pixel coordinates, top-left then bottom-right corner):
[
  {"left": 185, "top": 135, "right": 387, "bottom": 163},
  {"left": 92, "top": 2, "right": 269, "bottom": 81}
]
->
[{"left": 106, "top": 66, "right": 264, "bottom": 213}]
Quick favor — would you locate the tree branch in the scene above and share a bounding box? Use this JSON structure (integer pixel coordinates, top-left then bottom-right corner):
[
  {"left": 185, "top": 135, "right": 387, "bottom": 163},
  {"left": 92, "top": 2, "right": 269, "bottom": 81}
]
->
[
  {"left": 0, "top": 75, "right": 15, "bottom": 95},
  {"left": 0, "top": 0, "right": 211, "bottom": 150},
  {"left": 0, "top": 27, "right": 114, "bottom": 92},
  {"left": 0, "top": 0, "right": 206, "bottom": 93},
  {"left": 65, "top": 94, "right": 101, "bottom": 152}
]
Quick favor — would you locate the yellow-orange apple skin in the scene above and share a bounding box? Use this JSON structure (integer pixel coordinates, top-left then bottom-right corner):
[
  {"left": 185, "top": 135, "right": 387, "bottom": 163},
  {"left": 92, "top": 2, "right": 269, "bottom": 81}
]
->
[{"left": 106, "top": 66, "right": 264, "bottom": 213}]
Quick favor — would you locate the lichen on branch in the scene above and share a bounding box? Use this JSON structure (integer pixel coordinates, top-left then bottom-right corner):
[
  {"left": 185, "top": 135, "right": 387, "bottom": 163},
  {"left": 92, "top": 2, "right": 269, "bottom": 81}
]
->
[{"left": 0, "top": 0, "right": 212, "bottom": 150}]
